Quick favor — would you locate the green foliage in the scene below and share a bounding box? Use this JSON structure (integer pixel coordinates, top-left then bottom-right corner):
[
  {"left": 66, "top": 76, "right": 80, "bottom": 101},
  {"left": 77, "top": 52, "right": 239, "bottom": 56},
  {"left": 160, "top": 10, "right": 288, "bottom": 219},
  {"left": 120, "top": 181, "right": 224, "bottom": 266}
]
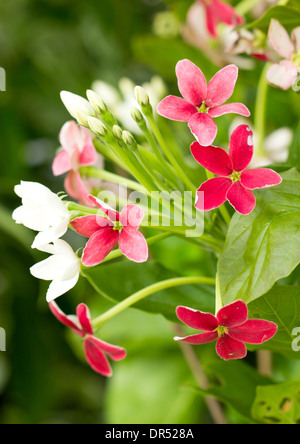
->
[
  {"left": 218, "top": 169, "right": 300, "bottom": 306},
  {"left": 245, "top": 4, "right": 300, "bottom": 32}
]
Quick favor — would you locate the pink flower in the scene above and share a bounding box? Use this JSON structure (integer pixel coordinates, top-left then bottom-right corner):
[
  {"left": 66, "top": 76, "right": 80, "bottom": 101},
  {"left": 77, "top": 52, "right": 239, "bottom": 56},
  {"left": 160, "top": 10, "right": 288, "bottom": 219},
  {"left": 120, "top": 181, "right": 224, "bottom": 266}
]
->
[
  {"left": 197, "top": 0, "right": 244, "bottom": 39},
  {"left": 53, "top": 121, "right": 97, "bottom": 205},
  {"left": 157, "top": 59, "right": 250, "bottom": 146},
  {"left": 174, "top": 300, "right": 278, "bottom": 361},
  {"left": 191, "top": 125, "right": 282, "bottom": 215},
  {"left": 267, "top": 19, "right": 300, "bottom": 90},
  {"left": 49, "top": 301, "right": 126, "bottom": 376},
  {"left": 71, "top": 195, "right": 148, "bottom": 267}
]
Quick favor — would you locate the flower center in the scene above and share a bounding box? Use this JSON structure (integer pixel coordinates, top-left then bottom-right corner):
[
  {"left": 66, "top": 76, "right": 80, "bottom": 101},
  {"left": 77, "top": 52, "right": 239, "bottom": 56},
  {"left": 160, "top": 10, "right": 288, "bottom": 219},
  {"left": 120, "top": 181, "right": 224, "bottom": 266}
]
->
[
  {"left": 197, "top": 101, "right": 209, "bottom": 114},
  {"left": 216, "top": 325, "right": 228, "bottom": 337},
  {"left": 113, "top": 221, "right": 123, "bottom": 232},
  {"left": 230, "top": 170, "right": 242, "bottom": 182},
  {"left": 292, "top": 51, "right": 300, "bottom": 68}
]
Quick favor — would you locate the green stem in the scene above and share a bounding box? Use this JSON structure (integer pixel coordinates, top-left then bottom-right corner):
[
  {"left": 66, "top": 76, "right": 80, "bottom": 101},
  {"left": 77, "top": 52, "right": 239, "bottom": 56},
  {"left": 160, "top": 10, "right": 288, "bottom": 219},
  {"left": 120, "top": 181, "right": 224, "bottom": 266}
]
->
[
  {"left": 80, "top": 166, "right": 149, "bottom": 195},
  {"left": 92, "top": 276, "right": 216, "bottom": 329},
  {"left": 235, "top": 0, "right": 263, "bottom": 14},
  {"left": 255, "top": 64, "right": 270, "bottom": 158},
  {"left": 147, "top": 114, "right": 196, "bottom": 192}
]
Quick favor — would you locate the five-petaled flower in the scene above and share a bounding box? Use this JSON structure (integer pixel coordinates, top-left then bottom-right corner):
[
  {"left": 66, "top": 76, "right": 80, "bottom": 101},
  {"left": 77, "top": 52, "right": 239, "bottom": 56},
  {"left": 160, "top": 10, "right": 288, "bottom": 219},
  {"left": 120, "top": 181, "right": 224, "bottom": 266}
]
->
[
  {"left": 12, "top": 181, "right": 70, "bottom": 249},
  {"left": 197, "top": 0, "right": 244, "bottom": 39},
  {"left": 267, "top": 19, "right": 300, "bottom": 91},
  {"left": 157, "top": 59, "right": 250, "bottom": 147},
  {"left": 49, "top": 301, "right": 127, "bottom": 376},
  {"left": 174, "top": 300, "right": 278, "bottom": 360},
  {"left": 53, "top": 121, "right": 98, "bottom": 206},
  {"left": 191, "top": 125, "right": 282, "bottom": 215},
  {"left": 71, "top": 195, "right": 148, "bottom": 267}
]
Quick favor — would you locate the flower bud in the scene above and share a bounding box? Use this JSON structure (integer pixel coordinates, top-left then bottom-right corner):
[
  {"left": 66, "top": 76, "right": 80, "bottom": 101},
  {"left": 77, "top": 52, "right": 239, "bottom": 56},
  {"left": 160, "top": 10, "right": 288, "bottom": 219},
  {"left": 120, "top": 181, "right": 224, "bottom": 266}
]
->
[
  {"left": 131, "top": 107, "right": 143, "bottom": 123},
  {"left": 134, "top": 86, "right": 150, "bottom": 107},
  {"left": 113, "top": 125, "right": 123, "bottom": 140},
  {"left": 87, "top": 117, "right": 108, "bottom": 137},
  {"left": 60, "top": 91, "right": 96, "bottom": 123},
  {"left": 122, "top": 130, "right": 138, "bottom": 151},
  {"left": 86, "top": 89, "right": 107, "bottom": 114}
]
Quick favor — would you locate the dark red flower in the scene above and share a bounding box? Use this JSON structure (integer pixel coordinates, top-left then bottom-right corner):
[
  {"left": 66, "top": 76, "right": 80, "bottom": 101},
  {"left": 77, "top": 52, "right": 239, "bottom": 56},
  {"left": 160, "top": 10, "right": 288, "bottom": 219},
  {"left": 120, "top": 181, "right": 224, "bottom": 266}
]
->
[
  {"left": 49, "top": 301, "right": 126, "bottom": 376},
  {"left": 191, "top": 125, "right": 282, "bottom": 215},
  {"left": 174, "top": 300, "right": 278, "bottom": 360}
]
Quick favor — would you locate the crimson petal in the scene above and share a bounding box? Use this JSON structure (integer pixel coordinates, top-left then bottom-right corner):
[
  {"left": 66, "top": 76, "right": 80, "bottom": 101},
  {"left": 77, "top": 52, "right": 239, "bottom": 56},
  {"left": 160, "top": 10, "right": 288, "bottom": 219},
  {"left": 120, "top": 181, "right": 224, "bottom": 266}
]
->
[
  {"left": 81, "top": 228, "right": 119, "bottom": 267},
  {"left": 120, "top": 205, "right": 144, "bottom": 231},
  {"left": 228, "top": 320, "right": 278, "bottom": 345},
  {"left": 176, "top": 306, "right": 219, "bottom": 331},
  {"left": 227, "top": 182, "right": 256, "bottom": 215},
  {"left": 241, "top": 169, "right": 282, "bottom": 190},
  {"left": 206, "top": 65, "right": 239, "bottom": 108},
  {"left": 84, "top": 337, "right": 112, "bottom": 376},
  {"left": 190, "top": 142, "right": 233, "bottom": 176},
  {"left": 119, "top": 229, "right": 148, "bottom": 263},
  {"left": 174, "top": 331, "right": 218, "bottom": 345},
  {"left": 208, "top": 103, "right": 250, "bottom": 118},
  {"left": 76, "top": 304, "right": 93, "bottom": 335},
  {"left": 90, "top": 337, "right": 127, "bottom": 361},
  {"left": 216, "top": 335, "right": 247, "bottom": 360},
  {"left": 217, "top": 300, "right": 248, "bottom": 328},
  {"left": 71, "top": 215, "right": 113, "bottom": 238},
  {"left": 196, "top": 177, "right": 233, "bottom": 211},
  {"left": 229, "top": 125, "right": 254, "bottom": 172},
  {"left": 49, "top": 301, "right": 84, "bottom": 337},
  {"left": 188, "top": 113, "right": 218, "bottom": 147}
]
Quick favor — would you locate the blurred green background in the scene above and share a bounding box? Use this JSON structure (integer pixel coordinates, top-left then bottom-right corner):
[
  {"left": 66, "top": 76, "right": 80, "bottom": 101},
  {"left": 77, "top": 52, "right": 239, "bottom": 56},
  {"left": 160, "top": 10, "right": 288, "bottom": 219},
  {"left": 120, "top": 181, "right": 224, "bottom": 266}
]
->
[{"left": 1, "top": 0, "right": 299, "bottom": 425}]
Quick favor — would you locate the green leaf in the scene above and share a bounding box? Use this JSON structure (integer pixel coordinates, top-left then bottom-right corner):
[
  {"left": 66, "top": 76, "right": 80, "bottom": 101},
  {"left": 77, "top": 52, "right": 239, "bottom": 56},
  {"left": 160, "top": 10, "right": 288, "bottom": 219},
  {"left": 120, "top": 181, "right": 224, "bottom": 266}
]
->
[
  {"left": 288, "top": 122, "right": 300, "bottom": 169},
  {"left": 190, "top": 358, "right": 271, "bottom": 422},
  {"left": 218, "top": 169, "right": 300, "bottom": 305},
  {"left": 84, "top": 260, "right": 215, "bottom": 323},
  {"left": 252, "top": 381, "right": 300, "bottom": 424},
  {"left": 249, "top": 285, "right": 300, "bottom": 359},
  {"left": 245, "top": 6, "right": 300, "bottom": 33}
]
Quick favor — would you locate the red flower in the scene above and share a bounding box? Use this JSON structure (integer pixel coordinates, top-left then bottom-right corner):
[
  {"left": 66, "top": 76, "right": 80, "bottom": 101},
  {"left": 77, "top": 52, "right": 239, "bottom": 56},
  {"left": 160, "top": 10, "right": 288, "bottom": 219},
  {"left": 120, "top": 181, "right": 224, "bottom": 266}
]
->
[
  {"left": 49, "top": 301, "right": 126, "bottom": 376},
  {"left": 157, "top": 59, "right": 250, "bottom": 146},
  {"left": 174, "top": 300, "right": 278, "bottom": 360},
  {"left": 197, "top": 0, "right": 244, "bottom": 39},
  {"left": 191, "top": 125, "right": 282, "bottom": 215},
  {"left": 71, "top": 195, "right": 148, "bottom": 267}
]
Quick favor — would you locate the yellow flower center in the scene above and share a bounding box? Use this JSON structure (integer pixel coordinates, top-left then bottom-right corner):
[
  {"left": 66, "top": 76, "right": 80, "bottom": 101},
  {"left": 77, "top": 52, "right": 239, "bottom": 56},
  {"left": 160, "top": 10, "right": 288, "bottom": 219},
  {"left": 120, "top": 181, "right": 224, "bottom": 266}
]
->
[
  {"left": 230, "top": 171, "right": 242, "bottom": 182},
  {"left": 216, "top": 325, "right": 228, "bottom": 337},
  {"left": 292, "top": 51, "right": 300, "bottom": 68},
  {"left": 197, "top": 101, "right": 209, "bottom": 114}
]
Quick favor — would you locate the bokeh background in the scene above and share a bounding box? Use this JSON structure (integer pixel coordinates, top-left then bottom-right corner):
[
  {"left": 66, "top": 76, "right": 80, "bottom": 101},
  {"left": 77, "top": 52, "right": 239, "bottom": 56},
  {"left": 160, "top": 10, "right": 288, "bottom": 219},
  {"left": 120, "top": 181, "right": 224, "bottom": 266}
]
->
[{"left": 0, "top": 0, "right": 299, "bottom": 424}]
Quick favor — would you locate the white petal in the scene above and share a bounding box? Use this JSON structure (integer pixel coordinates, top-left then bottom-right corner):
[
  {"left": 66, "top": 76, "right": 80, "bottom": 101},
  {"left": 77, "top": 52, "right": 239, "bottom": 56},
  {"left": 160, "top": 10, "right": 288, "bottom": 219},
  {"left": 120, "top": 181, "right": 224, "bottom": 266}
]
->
[
  {"left": 30, "top": 255, "right": 69, "bottom": 281},
  {"left": 268, "top": 19, "right": 294, "bottom": 59},
  {"left": 60, "top": 91, "right": 95, "bottom": 120},
  {"left": 46, "top": 273, "right": 80, "bottom": 302}
]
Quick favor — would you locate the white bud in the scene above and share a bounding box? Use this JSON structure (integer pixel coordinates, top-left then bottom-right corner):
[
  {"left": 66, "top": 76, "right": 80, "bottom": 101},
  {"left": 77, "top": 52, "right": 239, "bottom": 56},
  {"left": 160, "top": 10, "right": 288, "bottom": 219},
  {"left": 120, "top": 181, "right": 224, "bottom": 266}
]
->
[
  {"left": 134, "top": 86, "right": 150, "bottom": 107},
  {"left": 60, "top": 91, "right": 96, "bottom": 123},
  {"left": 87, "top": 117, "right": 107, "bottom": 137},
  {"left": 86, "top": 89, "right": 107, "bottom": 114}
]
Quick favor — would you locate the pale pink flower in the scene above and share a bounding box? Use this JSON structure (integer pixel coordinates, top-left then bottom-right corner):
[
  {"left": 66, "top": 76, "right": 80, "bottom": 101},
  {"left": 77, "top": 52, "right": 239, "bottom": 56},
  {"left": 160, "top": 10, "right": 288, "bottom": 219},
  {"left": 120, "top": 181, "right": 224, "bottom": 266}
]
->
[
  {"left": 267, "top": 19, "right": 300, "bottom": 90},
  {"left": 53, "top": 121, "right": 97, "bottom": 205},
  {"left": 71, "top": 195, "right": 148, "bottom": 267},
  {"left": 157, "top": 59, "right": 250, "bottom": 146}
]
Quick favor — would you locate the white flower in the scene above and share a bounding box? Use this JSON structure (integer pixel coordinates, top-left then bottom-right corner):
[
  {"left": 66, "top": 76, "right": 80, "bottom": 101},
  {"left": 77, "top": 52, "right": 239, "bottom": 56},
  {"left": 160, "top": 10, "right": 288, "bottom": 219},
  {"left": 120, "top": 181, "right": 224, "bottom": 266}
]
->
[
  {"left": 12, "top": 181, "right": 70, "bottom": 249},
  {"left": 60, "top": 91, "right": 96, "bottom": 125},
  {"left": 30, "top": 240, "right": 81, "bottom": 302}
]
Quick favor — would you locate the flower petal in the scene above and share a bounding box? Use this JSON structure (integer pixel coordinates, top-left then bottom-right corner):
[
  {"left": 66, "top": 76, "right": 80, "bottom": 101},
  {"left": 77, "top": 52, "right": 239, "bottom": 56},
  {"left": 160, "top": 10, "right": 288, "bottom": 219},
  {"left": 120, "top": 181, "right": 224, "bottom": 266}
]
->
[
  {"left": 216, "top": 335, "right": 247, "bottom": 360},
  {"left": 266, "top": 61, "right": 299, "bottom": 91},
  {"left": 214, "top": 0, "right": 244, "bottom": 26},
  {"left": 176, "top": 306, "right": 219, "bottom": 331},
  {"left": 190, "top": 142, "right": 233, "bottom": 176},
  {"left": 59, "top": 121, "right": 84, "bottom": 153},
  {"left": 241, "top": 168, "right": 282, "bottom": 190},
  {"left": 229, "top": 124, "right": 254, "bottom": 171},
  {"left": 120, "top": 205, "right": 145, "bottom": 231},
  {"left": 49, "top": 301, "right": 83, "bottom": 336},
  {"left": 52, "top": 150, "right": 72, "bottom": 176},
  {"left": 71, "top": 215, "right": 113, "bottom": 238},
  {"left": 81, "top": 228, "right": 119, "bottom": 267},
  {"left": 196, "top": 177, "right": 233, "bottom": 211},
  {"left": 89, "top": 337, "right": 127, "bottom": 361},
  {"left": 217, "top": 300, "right": 248, "bottom": 328},
  {"left": 84, "top": 337, "right": 112, "bottom": 376},
  {"left": 64, "top": 171, "right": 90, "bottom": 205},
  {"left": 76, "top": 304, "right": 93, "bottom": 335},
  {"left": 46, "top": 273, "right": 80, "bottom": 302},
  {"left": 88, "top": 195, "right": 120, "bottom": 222},
  {"left": 292, "top": 27, "right": 300, "bottom": 51},
  {"left": 208, "top": 103, "right": 250, "bottom": 118},
  {"left": 174, "top": 331, "right": 218, "bottom": 344},
  {"left": 176, "top": 59, "right": 207, "bottom": 107},
  {"left": 206, "top": 65, "right": 239, "bottom": 108},
  {"left": 188, "top": 113, "right": 218, "bottom": 147},
  {"left": 205, "top": 4, "right": 218, "bottom": 38},
  {"left": 119, "top": 230, "right": 148, "bottom": 263},
  {"left": 79, "top": 138, "right": 97, "bottom": 166},
  {"left": 268, "top": 19, "right": 295, "bottom": 59},
  {"left": 227, "top": 182, "right": 256, "bottom": 215},
  {"left": 157, "top": 96, "right": 197, "bottom": 122},
  {"left": 228, "top": 320, "right": 278, "bottom": 345}
]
